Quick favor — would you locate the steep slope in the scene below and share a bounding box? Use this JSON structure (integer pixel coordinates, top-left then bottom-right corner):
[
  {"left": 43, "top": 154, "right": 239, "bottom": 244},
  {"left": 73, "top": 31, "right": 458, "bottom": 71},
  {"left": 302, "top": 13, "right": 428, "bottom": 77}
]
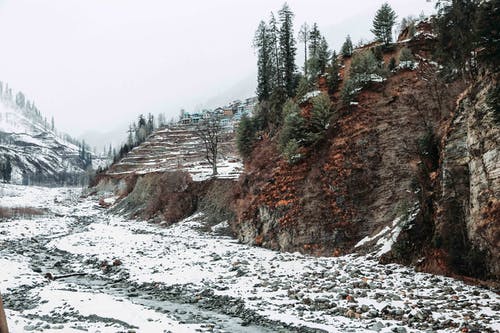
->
[
  {"left": 232, "top": 23, "right": 499, "bottom": 280},
  {"left": 0, "top": 95, "right": 105, "bottom": 185}
]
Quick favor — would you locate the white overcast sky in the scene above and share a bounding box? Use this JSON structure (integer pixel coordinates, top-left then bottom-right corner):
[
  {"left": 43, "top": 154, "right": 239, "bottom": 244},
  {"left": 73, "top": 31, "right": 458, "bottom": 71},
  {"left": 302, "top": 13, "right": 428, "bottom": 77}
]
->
[{"left": 0, "top": 0, "right": 436, "bottom": 138}]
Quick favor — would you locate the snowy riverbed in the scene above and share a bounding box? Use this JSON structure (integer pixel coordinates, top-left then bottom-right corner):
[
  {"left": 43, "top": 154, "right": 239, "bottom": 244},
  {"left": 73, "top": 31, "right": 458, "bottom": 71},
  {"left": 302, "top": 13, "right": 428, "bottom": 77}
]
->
[{"left": 0, "top": 184, "right": 499, "bottom": 332}]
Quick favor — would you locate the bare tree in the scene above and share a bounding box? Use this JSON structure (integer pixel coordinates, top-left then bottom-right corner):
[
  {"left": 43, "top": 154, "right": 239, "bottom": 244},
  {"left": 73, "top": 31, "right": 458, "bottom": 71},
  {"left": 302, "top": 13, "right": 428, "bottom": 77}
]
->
[
  {"left": 298, "top": 22, "right": 309, "bottom": 76},
  {"left": 195, "top": 114, "right": 223, "bottom": 176},
  {"left": 0, "top": 293, "right": 8, "bottom": 333}
]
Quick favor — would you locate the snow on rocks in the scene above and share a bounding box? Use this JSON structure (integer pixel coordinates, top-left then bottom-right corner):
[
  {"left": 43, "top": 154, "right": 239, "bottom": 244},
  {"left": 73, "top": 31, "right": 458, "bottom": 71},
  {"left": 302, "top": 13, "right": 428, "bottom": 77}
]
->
[{"left": 1, "top": 184, "right": 499, "bottom": 332}]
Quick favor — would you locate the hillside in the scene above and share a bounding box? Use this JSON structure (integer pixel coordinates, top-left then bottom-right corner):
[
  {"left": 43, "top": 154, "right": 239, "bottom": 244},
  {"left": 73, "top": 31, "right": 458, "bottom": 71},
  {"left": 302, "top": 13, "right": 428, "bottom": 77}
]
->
[
  {"left": 0, "top": 86, "right": 107, "bottom": 185},
  {"left": 232, "top": 20, "right": 500, "bottom": 281},
  {"left": 92, "top": 11, "right": 499, "bottom": 282},
  {"left": 106, "top": 124, "right": 242, "bottom": 181}
]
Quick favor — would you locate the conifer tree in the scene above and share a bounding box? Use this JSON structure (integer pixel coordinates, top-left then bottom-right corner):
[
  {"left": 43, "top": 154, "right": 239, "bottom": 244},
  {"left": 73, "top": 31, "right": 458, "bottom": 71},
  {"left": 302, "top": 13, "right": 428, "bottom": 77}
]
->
[
  {"left": 307, "top": 93, "right": 332, "bottom": 145},
  {"left": 236, "top": 114, "right": 256, "bottom": 159},
  {"left": 341, "top": 35, "right": 353, "bottom": 57},
  {"left": 371, "top": 3, "right": 397, "bottom": 45},
  {"left": 268, "top": 13, "right": 281, "bottom": 90},
  {"left": 317, "top": 37, "right": 331, "bottom": 75},
  {"left": 327, "top": 51, "right": 341, "bottom": 95},
  {"left": 254, "top": 21, "right": 273, "bottom": 102},
  {"left": 475, "top": 0, "right": 499, "bottom": 68},
  {"left": 278, "top": 3, "right": 297, "bottom": 97},
  {"left": 435, "top": 0, "right": 478, "bottom": 79}
]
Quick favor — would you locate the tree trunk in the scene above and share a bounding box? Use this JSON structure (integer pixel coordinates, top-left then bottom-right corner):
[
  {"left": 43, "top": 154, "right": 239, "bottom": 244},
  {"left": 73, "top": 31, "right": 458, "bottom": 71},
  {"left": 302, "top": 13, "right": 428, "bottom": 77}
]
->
[{"left": 0, "top": 293, "right": 8, "bottom": 333}]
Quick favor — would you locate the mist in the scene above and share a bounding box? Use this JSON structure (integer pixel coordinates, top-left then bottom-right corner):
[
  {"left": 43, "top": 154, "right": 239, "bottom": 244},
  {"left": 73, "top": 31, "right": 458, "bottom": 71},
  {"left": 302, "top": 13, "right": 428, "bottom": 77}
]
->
[{"left": 0, "top": 0, "right": 435, "bottom": 145}]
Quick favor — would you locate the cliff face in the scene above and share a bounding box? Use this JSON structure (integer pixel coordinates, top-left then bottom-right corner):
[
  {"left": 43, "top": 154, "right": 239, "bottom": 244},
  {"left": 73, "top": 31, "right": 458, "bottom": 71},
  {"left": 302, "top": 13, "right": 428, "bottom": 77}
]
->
[
  {"left": 232, "top": 44, "right": 499, "bottom": 279},
  {"left": 431, "top": 72, "right": 499, "bottom": 278}
]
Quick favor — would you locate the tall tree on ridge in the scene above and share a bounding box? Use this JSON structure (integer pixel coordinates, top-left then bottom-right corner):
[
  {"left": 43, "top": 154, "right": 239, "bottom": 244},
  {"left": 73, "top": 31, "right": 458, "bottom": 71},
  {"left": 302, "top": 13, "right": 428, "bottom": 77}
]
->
[
  {"left": 371, "top": 3, "right": 397, "bottom": 45},
  {"left": 278, "top": 3, "right": 297, "bottom": 97},
  {"left": 254, "top": 21, "right": 273, "bottom": 102},
  {"left": 341, "top": 35, "right": 353, "bottom": 57}
]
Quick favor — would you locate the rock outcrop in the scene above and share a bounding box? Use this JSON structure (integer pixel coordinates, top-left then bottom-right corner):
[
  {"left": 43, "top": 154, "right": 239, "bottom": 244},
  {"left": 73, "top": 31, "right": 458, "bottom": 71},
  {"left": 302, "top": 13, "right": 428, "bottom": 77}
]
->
[{"left": 433, "top": 71, "right": 499, "bottom": 277}]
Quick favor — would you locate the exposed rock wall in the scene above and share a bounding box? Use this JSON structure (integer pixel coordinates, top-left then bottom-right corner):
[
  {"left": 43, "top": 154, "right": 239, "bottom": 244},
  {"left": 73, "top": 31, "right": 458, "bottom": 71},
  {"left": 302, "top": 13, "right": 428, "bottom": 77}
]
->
[{"left": 436, "top": 72, "right": 500, "bottom": 277}]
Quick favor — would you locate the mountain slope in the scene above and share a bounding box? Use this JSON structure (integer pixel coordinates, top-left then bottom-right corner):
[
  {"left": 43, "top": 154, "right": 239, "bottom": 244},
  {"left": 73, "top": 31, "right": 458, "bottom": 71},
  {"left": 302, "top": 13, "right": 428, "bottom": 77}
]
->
[{"left": 0, "top": 90, "right": 104, "bottom": 185}]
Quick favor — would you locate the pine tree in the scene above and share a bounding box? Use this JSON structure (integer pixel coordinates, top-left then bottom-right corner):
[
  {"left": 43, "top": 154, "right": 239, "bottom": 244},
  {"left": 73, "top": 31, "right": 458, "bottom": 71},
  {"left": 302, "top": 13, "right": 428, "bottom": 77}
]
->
[
  {"left": 236, "top": 114, "right": 256, "bottom": 159},
  {"left": 317, "top": 37, "right": 331, "bottom": 75},
  {"left": 341, "top": 35, "right": 353, "bottom": 57},
  {"left": 306, "top": 93, "right": 332, "bottom": 145},
  {"left": 15, "top": 92, "right": 25, "bottom": 109},
  {"left": 435, "top": 0, "right": 478, "bottom": 79},
  {"left": 295, "top": 75, "right": 311, "bottom": 101},
  {"left": 278, "top": 3, "right": 297, "bottom": 97},
  {"left": 475, "top": 0, "right": 500, "bottom": 69},
  {"left": 279, "top": 99, "right": 305, "bottom": 163},
  {"left": 254, "top": 21, "right": 273, "bottom": 101},
  {"left": 371, "top": 3, "right": 397, "bottom": 45},
  {"left": 350, "top": 50, "right": 380, "bottom": 83},
  {"left": 308, "top": 23, "right": 321, "bottom": 58},
  {"left": 327, "top": 51, "right": 341, "bottom": 95},
  {"left": 268, "top": 13, "right": 281, "bottom": 90}
]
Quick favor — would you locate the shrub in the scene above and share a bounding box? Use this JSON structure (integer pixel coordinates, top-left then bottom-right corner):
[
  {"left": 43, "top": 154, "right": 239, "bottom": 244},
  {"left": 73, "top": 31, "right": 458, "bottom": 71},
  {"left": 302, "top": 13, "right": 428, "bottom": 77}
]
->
[
  {"left": 295, "top": 76, "right": 312, "bottom": 102},
  {"left": 306, "top": 93, "right": 332, "bottom": 145},
  {"left": 282, "top": 139, "right": 303, "bottom": 164},
  {"left": 388, "top": 57, "right": 397, "bottom": 71},
  {"left": 279, "top": 99, "right": 305, "bottom": 152},
  {"left": 341, "top": 78, "right": 360, "bottom": 105},
  {"left": 399, "top": 47, "right": 415, "bottom": 69},
  {"left": 236, "top": 114, "right": 257, "bottom": 159},
  {"left": 199, "top": 180, "right": 235, "bottom": 226},
  {"left": 350, "top": 51, "right": 380, "bottom": 83}
]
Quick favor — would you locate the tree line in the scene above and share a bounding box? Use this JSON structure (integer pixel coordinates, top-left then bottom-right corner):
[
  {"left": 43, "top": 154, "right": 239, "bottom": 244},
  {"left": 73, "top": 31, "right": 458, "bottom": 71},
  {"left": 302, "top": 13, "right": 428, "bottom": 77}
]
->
[{"left": 238, "top": 0, "right": 499, "bottom": 164}]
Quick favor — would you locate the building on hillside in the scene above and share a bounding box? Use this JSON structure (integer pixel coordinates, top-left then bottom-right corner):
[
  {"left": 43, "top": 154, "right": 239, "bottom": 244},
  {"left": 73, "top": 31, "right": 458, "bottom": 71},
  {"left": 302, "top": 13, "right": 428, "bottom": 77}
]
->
[{"left": 177, "top": 96, "right": 258, "bottom": 129}]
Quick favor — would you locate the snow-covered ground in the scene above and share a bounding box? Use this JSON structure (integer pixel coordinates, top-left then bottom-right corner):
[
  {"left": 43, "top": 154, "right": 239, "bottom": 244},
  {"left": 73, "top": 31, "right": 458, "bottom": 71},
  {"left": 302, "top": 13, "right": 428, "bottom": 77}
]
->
[{"left": 0, "top": 184, "right": 499, "bottom": 333}]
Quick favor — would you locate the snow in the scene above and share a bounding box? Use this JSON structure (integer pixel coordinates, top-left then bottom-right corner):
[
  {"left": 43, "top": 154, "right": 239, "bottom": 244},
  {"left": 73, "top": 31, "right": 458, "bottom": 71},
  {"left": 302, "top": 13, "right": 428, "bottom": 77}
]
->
[
  {"left": 1, "top": 184, "right": 499, "bottom": 333},
  {"left": 300, "top": 90, "right": 321, "bottom": 103},
  {"left": 355, "top": 204, "right": 420, "bottom": 257}
]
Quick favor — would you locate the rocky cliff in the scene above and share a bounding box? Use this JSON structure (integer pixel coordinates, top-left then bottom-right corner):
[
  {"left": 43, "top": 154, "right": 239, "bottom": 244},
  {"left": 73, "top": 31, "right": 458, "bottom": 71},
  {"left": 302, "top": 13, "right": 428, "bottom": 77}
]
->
[
  {"left": 430, "top": 71, "right": 499, "bottom": 278},
  {"left": 231, "top": 32, "right": 499, "bottom": 280}
]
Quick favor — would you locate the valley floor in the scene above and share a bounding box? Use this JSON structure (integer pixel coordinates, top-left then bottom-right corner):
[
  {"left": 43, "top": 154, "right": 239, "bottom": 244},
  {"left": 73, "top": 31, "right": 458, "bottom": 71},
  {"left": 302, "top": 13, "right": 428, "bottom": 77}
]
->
[{"left": 0, "top": 184, "right": 498, "bottom": 333}]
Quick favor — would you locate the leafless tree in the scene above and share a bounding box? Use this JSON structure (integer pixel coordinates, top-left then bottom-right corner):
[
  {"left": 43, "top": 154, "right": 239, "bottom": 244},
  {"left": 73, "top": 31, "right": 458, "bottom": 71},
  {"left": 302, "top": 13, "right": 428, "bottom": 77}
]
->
[
  {"left": 195, "top": 114, "right": 223, "bottom": 176},
  {"left": 0, "top": 293, "right": 8, "bottom": 333}
]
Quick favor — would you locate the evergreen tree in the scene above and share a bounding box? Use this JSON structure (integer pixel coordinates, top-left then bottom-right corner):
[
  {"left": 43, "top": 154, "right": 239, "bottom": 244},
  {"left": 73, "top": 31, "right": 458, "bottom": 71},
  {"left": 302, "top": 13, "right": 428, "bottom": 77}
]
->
[
  {"left": 307, "top": 23, "right": 322, "bottom": 78},
  {"left": 236, "top": 114, "right": 256, "bottom": 159},
  {"left": 317, "top": 37, "right": 331, "bottom": 75},
  {"left": 306, "top": 93, "right": 332, "bottom": 145},
  {"left": 350, "top": 50, "right": 380, "bottom": 83},
  {"left": 15, "top": 92, "right": 25, "bottom": 109},
  {"left": 295, "top": 76, "right": 311, "bottom": 101},
  {"left": 475, "top": 0, "right": 500, "bottom": 69},
  {"left": 399, "top": 47, "right": 415, "bottom": 68},
  {"left": 279, "top": 99, "right": 305, "bottom": 163},
  {"left": 278, "top": 3, "right": 297, "bottom": 97},
  {"left": 327, "top": 51, "right": 341, "bottom": 95},
  {"left": 268, "top": 13, "right": 281, "bottom": 90},
  {"left": 308, "top": 23, "right": 321, "bottom": 59},
  {"left": 254, "top": 21, "right": 273, "bottom": 101},
  {"left": 371, "top": 3, "right": 397, "bottom": 45},
  {"left": 341, "top": 35, "right": 353, "bottom": 57},
  {"left": 435, "top": 0, "right": 478, "bottom": 79}
]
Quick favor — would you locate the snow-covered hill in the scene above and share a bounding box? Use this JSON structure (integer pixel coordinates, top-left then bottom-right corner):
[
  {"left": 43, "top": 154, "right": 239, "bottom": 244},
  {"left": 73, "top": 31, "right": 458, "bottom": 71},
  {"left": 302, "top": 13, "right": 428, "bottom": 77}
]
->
[{"left": 0, "top": 89, "right": 106, "bottom": 185}]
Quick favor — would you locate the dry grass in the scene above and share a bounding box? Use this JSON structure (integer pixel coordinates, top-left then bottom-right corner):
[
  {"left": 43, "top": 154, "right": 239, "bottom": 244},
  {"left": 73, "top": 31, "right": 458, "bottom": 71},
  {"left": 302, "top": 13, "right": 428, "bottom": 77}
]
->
[{"left": 0, "top": 206, "right": 45, "bottom": 219}]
